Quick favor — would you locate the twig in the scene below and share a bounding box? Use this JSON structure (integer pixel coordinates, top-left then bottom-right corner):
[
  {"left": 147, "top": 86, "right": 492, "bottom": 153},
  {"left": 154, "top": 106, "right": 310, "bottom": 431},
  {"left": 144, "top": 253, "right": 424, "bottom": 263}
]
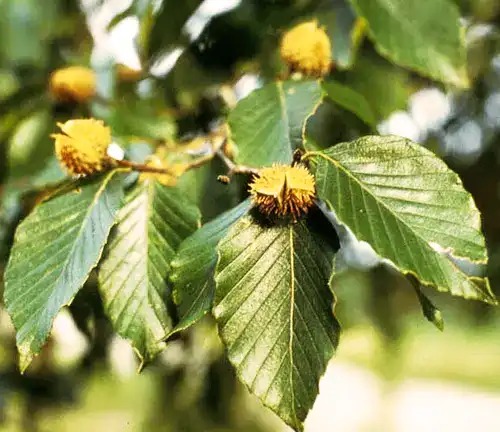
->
[
  {"left": 216, "top": 150, "right": 259, "bottom": 179},
  {"left": 115, "top": 158, "right": 174, "bottom": 175},
  {"left": 114, "top": 126, "right": 254, "bottom": 180},
  {"left": 184, "top": 153, "right": 214, "bottom": 170},
  {"left": 115, "top": 152, "right": 216, "bottom": 175}
]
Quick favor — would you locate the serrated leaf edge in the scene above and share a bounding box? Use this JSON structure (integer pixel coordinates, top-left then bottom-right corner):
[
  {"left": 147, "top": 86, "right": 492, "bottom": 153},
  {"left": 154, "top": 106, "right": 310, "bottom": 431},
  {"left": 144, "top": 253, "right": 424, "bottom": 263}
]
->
[
  {"left": 5, "top": 170, "right": 124, "bottom": 372},
  {"left": 309, "top": 151, "right": 496, "bottom": 304}
]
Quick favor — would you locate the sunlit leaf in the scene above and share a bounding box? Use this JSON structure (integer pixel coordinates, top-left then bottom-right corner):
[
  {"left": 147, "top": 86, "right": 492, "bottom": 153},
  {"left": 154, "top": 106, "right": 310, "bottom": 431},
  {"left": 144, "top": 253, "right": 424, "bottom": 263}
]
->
[
  {"left": 229, "top": 80, "right": 323, "bottom": 167},
  {"left": 347, "top": 0, "right": 468, "bottom": 87},
  {"left": 98, "top": 180, "right": 200, "bottom": 365},
  {"left": 410, "top": 276, "right": 444, "bottom": 331},
  {"left": 214, "top": 212, "right": 340, "bottom": 430},
  {"left": 313, "top": 135, "right": 495, "bottom": 304}
]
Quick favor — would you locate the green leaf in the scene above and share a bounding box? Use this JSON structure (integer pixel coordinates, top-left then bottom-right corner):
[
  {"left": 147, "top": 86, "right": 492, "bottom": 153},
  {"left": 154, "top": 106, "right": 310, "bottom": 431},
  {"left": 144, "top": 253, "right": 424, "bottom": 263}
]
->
[
  {"left": 229, "top": 80, "right": 323, "bottom": 168},
  {"left": 4, "top": 171, "right": 124, "bottom": 372},
  {"left": 8, "top": 109, "right": 53, "bottom": 179},
  {"left": 313, "top": 135, "right": 496, "bottom": 304},
  {"left": 322, "top": 80, "right": 376, "bottom": 126},
  {"left": 341, "top": 54, "right": 411, "bottom": 121},
  {"left": 214, "top": 214, "right": 340, "bottom": 431},
  {"left": 0, "top": 186, "right": 21, "bottom": 262},
  {"left": 0, "top": 0, "right": 58, "bottom": 68},
  {"left": 410, "top": 276, "right": 444, "bottom": 331},
  {"left": 170, "top": 199, "right": 252, "bottom": 337},
  {"left": 106, "top": 4, "right": 134, "bottom": 31},
  {"left": 347, "top": 0, "right": 468, "bottom": 87},
  {"left": 317, "top": 0, "right": 365, "bottom": 70},
  {"left": 98, "top": 180, "right": 200, "bottom": 365},
  {"left": 147, "top": 0, "right": 201, "bottom": 60},
  {"left": 107, "top": 102, "right": 176, "bottom": 142}
]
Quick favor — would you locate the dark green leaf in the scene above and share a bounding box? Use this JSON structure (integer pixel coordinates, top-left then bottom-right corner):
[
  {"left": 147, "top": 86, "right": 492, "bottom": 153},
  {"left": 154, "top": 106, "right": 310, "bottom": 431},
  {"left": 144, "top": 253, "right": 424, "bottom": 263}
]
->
[
  {"left": 4, "top": 171, "right": 124, "bottom": 372},
  {"left": 170, "top": 199, "right": 252, "bottom": 337},
  {"left": 214, "top": 214, "right": 340, "bottom": 431},
  {"left": 147, "top": 0, "right": 202, "bottom": 61},
  {"left": 7, "top": 109, "right": 53, "bottom": 180},
  {"left": 340, "top": 54, "right": 411, "bottom": 121},
  {"left": 0, "top": 186, "right": 22, "bottom": 262},
  {"left": 322, "top": 80, "right": 376, "bottom": 126},
  {"left": 347, "top": 0, "right": 468, "bottom": 87},
  {"left": 107, "top": 102, "right": 176, "bottom": 142},
  {"left": 98, "top": 180, "right": 200, "bottom": 365},
  {"left": 229, "top": 80, "right": 323, "bottom": 167},
  {"left": 410, "top": 276, "right": 444, "bottom": 331},
  {"left": 317, "top": 0, "right": 365, "bottom": 70},
  {"left": 313, "top": 135, "right": 495, "bottom": 304},
  {"left": 106, "top": 4, "right": 135, "bottom": 31}
]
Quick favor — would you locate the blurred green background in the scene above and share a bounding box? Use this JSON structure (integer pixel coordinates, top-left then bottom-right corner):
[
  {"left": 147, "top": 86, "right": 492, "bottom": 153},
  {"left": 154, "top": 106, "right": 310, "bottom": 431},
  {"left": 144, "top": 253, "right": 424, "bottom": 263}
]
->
[{"left": 0, "top": 0, "right": 500, "bottom": 430}]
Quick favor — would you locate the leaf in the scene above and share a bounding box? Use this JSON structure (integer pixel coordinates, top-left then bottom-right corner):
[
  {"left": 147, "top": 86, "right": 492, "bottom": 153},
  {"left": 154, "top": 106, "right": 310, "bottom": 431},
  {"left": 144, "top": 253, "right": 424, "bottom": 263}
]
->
[
  {"left": 4, "top": 171, "right": 124, "bottom": 371},
  {"left": 341, "top": 54, "right": 411, "bottom": 121},
  {"left": 228, "top": 80, "right": 323, "bottom": 168},
  {"left": 317, "top": 0, "right": 366, "bottom": 70},
  {"left": 98, "top": 180, "right": 200, "bottom": 365},
  {"left": 7, "top": 109, "right": 53, "bottom": 179},
  {"left": 0, "top": 0, "right": 58, "bottom": 68},
  {"left": 313, "top": 135, "right": 496, "bottom": 304},
  {"left": 147, "top": 0, "right": 201, "bottom": 60},
  {"left": 106, "top": 4, "right": 134, "bottom": 31},
  {"left": 108, "top": 102, "right": 176, "bottom": 142},
  {"left": 170, "top": 199, "right": 252, "bottom": 337},
  {"left": 410, "top": 276, "right": 444, "bottom": 331},
  {"left": 214, "top": 213, "right": 340, "bottom": 431},
  {"left": 322, "top": 80, "right": 376, "bottom": 126},
  {"left": 0, "top": 186, "right": 22, "bottom": 262},
  {"left": 347, "top": 0, "right": 468, "bottom": 87}
]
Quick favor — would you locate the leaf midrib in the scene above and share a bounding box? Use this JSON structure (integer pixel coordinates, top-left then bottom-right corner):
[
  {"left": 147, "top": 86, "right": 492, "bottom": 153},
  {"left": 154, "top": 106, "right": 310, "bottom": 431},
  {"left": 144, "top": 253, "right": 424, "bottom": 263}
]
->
[
  {"left": 358, "top": 0, "right": 452, "bottom": 65},
  {"left": 145, "top": 181, "right": 169, "bottom": 342},
  {"left": 47, "top": 172, "right": 116, "bottom": 309},
  {"left": 314, "top": 152, "right": 479, "bottom": 285},
  {"left": 288, "top": 225, "right": 297, "bottom": 429}
]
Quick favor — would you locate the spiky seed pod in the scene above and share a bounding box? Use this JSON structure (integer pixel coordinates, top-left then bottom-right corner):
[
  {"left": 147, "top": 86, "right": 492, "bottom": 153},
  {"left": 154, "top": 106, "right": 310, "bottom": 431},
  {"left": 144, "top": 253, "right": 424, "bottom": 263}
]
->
[
  {"left": 49, "top": 66, "right": 97, "bottom": 103},
  {"left": 51, "top": 119, "right": 112, "bottom": 176},
  {"left": 280, "top": 20, "right": 332, "bottom": 77},
  {"left": 249, "top": 164, "right": 316, "bottom": 220}
]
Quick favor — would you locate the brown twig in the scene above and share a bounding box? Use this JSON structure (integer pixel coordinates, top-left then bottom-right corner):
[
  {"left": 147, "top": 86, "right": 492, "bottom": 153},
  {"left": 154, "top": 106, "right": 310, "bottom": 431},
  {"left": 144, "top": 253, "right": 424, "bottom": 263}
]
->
[
  {"left": 216, "top": 150, "right": 259, "bottom": 179},
  {"left": 115, "top": 159, "right": 174, "bottom": 175},
  {"left": 114, "top": 126, "right": 257, "bottom": 180},
  {"left": 115, "top": 152, "right": 216, "bottom": 175}
]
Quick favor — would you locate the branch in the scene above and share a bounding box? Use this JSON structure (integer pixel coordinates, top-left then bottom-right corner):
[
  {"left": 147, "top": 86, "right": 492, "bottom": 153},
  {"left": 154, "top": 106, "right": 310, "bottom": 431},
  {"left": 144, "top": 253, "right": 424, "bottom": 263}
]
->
[
  {"left": 115, "top": 159, "right": 175, "bottom": 175},
  {"left": 216, "top": 150, "right": 259, "bottom": 178}
]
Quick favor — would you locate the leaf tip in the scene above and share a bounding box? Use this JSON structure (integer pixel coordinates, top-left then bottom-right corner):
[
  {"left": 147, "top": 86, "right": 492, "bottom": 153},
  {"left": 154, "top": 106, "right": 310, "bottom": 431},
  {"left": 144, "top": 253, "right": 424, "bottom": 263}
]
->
[
  {"left": 18, "top": 344, "right": 35, "bottom": 374},
  {"left": 432, "top": 310, "right": 445, "bottom": 332}
]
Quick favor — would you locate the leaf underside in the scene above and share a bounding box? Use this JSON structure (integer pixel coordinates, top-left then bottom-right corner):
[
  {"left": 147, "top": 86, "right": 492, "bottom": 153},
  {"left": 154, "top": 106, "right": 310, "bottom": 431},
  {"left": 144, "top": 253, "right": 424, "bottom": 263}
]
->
[
  {"left": 228, "top": 80, "right": 323, "bottom": 168},
  {"left": 4, "top": 171, "right": 124, "bottom": 371},
  {"left": 170, "top": 199, "right": 252, "bottom": 337},
  {"left": 98, "top": 180, "right": 200, "bottom": 365},
  {"left": 214, "top": 214, "right": 340, "bottom": 431},
  {"left": 314, "top": 135, "right": 495, "bottom": 304}
]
